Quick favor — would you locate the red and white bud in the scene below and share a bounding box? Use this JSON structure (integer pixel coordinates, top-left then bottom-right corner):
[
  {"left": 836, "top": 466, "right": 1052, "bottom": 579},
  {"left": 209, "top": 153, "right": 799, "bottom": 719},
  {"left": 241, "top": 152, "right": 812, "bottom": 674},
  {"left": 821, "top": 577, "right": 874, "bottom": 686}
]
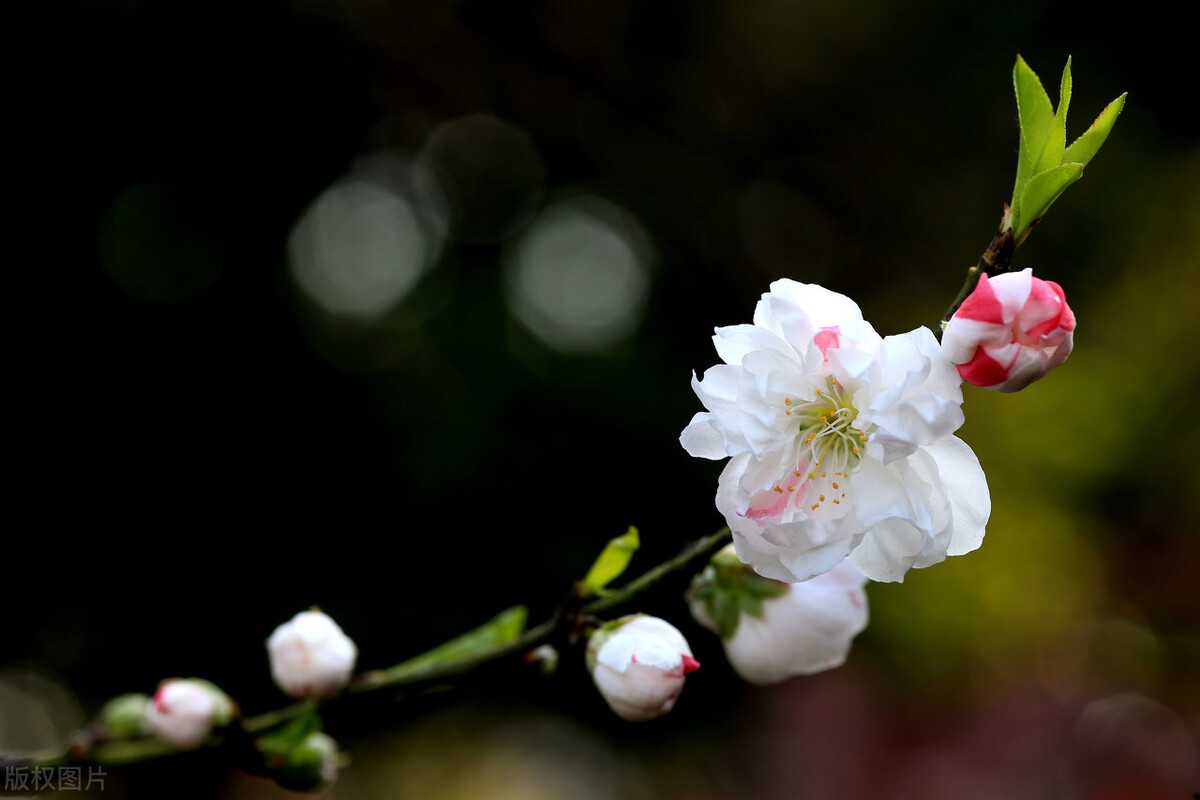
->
[
  {"left": 144, "top": 678, "right": 234, "bottom": 750},
  {"left": 587, "top": 615, "right": 700, "bottom": 722},
  {"left": 942, "top": 268, "right": 1075, "bottom": 392}
]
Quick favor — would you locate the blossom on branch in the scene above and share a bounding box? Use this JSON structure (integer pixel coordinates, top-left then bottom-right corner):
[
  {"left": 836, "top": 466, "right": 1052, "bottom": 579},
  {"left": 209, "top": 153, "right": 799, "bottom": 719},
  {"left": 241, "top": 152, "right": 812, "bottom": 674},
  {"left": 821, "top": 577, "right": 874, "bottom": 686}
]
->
[
  {"left": 587, "top": 615, "right": 700, "bottom": 721},
  {"left": 681, "top": 280, "right": 990, "bottom": 583},
  {"left": 267, "top": 610, "right": 358, "bottom": 700},
  {"left": 941, "top": 268, "right": 1075, "bottom": 392}
]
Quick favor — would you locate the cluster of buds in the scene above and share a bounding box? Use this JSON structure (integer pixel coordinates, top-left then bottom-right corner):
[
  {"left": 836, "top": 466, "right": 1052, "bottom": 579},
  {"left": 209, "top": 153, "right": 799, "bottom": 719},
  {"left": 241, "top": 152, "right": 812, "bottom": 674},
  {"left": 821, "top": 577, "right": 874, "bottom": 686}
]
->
[{"left": 86, "top": 609, "right": 358, "bottom": 793}]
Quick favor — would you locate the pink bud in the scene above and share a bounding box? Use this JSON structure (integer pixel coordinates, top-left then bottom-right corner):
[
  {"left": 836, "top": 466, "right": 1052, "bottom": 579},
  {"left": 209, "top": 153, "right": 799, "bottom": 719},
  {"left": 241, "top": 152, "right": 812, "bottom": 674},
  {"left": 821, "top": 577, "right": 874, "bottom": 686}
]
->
[{"left": 942, "top": 268, "right": 1075, "bottom": 392}]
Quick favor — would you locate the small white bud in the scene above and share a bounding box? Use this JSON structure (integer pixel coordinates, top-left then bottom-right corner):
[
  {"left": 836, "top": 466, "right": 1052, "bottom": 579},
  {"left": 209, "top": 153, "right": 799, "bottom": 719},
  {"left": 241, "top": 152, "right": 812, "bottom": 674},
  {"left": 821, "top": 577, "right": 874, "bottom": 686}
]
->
[
  {"left": 267, "top": 610, "right": 358, "bottom": 699},
  {"left": 143, "top": 678, "right": 234, "bottom": 750},
  {"left": 587, "top": 615, "right": 700, "bottom": 722}
]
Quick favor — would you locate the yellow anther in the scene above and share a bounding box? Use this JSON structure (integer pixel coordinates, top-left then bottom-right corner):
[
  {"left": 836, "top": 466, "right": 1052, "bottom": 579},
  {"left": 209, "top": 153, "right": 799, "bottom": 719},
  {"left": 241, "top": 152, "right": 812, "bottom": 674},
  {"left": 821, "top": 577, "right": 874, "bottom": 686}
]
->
[
  {"left": 831, "top": 482, "right": 839, "bottom": 490},
  {"left": 787, "top": 486, "right": 794, "bottom": 492},
  {"left": 833, "top": 499, "right": 840, "bottom": 505},
  {"left": 785, "top": 410, "right": 792, "bottom": 415},
  {"left": 810, "top": 503, "right": 819, "bottom": 511},
  {"left": 773, "top": 486, "right": 784, "bottom": 493},
  {"left": 784, "top": 397, "right": 792, "bottom": 405},
  {"left": 819, "top": 495, "right": 826, "bottom": 502},
  {"left": 821, "top": 471, "right": 826, "bottom": 477},
  {"left": 821, "top": 415, "right": 828, "bottom": 423}
]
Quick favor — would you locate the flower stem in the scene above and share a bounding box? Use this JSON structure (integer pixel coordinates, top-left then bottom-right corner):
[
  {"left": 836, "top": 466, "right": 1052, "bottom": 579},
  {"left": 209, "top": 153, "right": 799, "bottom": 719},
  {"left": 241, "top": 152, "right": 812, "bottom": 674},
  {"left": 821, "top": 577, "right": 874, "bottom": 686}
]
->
[
  {"left": 27, "top": 527, "right": 732, "bottom": 772},
  {"left": 938, "top": 209, "right": 1019, "bottom": 331}
]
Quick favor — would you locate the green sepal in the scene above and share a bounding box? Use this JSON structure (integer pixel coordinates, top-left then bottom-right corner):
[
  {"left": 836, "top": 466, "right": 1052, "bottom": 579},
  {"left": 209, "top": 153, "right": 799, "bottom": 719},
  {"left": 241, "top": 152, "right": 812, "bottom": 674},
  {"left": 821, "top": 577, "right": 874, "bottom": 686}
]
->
[
  {"left": 713, "top": 584, "right": 741, "bottom": 638},
  {"left": 256, "top": 702, "right": 323, "bottom": 758},
  {"left": 256, "top": 708, "right": 341, "bottom": 793},
  {"left": 584, "top": 614, "right": 639, "bottom": 673},
  {"left": 742, "top": 572, "right": 791, "bottom": 600},
  {"left": 580, "top": 526, "right": 641, "bottom": 598},
  {"left": 687, "top": 545, "right": 790, "bottom": 640},
  {"left": 98, "top": 693, "right": 151, "bottom": 741}
]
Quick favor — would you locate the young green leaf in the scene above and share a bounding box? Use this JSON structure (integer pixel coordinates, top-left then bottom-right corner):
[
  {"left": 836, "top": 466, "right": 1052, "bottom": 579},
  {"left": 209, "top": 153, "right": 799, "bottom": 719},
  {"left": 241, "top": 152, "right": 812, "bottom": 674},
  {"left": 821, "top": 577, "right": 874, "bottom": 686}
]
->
[
  {"left": 1007, "top": 56, "right": 1124, "bottom": 243},
  {"left": 1012, "top": 55, "right": 1056, "bottom": 205},
  {"left": 1037, "top": 57, "right": 1072, "bottom": 175},
  {"left": 385, "top": 606, "right": 529, "bottom": 678},
  {"left": 580, "top": 526, "right": 641, "bottom": 597},
  {"left": 1063, "top": 92, "right": 1127, "bottom": 167},
  {"left": 1014, "top": 163, "right": 1085, "bottom": 240}
]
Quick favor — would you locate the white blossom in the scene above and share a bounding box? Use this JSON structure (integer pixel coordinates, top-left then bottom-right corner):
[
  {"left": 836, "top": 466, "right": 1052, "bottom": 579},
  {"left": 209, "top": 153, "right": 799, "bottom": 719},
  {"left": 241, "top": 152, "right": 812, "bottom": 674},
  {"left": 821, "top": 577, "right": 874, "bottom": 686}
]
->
[{"left": 682, "top": 280, "right": 990, "bottom": 583}]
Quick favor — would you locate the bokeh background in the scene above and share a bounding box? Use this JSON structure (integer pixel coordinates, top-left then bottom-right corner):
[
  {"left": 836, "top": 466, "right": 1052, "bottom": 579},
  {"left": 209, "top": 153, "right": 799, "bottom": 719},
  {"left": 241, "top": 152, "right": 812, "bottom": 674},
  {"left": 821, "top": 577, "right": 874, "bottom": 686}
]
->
[{"left": 6, "top": 0, "right": 1198, "bottom": 798}]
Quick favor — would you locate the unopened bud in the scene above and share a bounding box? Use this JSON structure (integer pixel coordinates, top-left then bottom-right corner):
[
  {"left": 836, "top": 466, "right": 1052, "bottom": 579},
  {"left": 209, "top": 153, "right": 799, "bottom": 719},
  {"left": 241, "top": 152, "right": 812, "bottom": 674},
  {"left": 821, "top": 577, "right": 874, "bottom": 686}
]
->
[
  {"left": 267, "top": 610, "right": 358, "bottom": 700},
  {"left": 942, "top": 268, "right": 1075, "bottom": 392},
  {"left": 587, "top": 615, "right": 699, "bottom": 722},
  {"left": 144, "top": 678, "right": 234, "bottom": 750}
]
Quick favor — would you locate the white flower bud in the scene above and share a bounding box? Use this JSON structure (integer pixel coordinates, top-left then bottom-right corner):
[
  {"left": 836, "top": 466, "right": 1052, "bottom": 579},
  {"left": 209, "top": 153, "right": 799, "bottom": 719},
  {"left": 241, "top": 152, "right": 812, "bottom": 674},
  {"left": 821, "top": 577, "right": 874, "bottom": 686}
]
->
[
  {"left": 692, "top": 557, "right": 868, "bottom": 685},
  {"left": 267, "top": 610, "right": 358, "bottom": 700},
  {"left": 587, "top": 615, "right": 699, "bottom": 722},
  {"left": 143, "top": 678, "right": 234, "bottom": 750}
]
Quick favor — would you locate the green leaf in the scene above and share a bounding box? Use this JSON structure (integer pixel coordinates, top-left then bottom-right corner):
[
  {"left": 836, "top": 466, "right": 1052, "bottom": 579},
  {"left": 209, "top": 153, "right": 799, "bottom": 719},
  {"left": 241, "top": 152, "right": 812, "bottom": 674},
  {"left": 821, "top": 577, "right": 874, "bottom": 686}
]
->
[
  {"left": 580, "top": 526, "right": 640, "bottom": 597},
  {"left": 1014, "top": 162, "right": 1085, "bottom": 240},
  {"left": 1012, "top": 55, "right": 1056, "bottom": 205},
  {"left": 1063, "top": 92, "right": 1127, "bottom": 167},
  {"left": 1036, "top": 56, "right": 1072, "bottom": 175},
  {"left": 391, "top": 606, "right": 529, "bottom": 675}
]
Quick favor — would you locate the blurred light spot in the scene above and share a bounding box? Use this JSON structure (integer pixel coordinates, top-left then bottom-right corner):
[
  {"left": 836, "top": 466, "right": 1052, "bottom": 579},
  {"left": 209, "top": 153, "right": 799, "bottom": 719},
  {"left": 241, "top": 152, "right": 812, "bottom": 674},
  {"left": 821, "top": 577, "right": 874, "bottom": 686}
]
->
[
  {"left": 0, "top": 668, "right": 85, "bottom": 755},
  {"left": 99, "top": 182, "right": 224, "bottom": 303},
  {"left": 1072, "top": 692, "right": 1196, "bottom": 795},
  {"left": 503, "top": 194, "right": 654, "bottom": 354},
  {"left": 287, "top": 151, "right": 448, "bottom": 320},
  {"left": 418, "top": 114, "right": 545, "bottom": 243}
]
